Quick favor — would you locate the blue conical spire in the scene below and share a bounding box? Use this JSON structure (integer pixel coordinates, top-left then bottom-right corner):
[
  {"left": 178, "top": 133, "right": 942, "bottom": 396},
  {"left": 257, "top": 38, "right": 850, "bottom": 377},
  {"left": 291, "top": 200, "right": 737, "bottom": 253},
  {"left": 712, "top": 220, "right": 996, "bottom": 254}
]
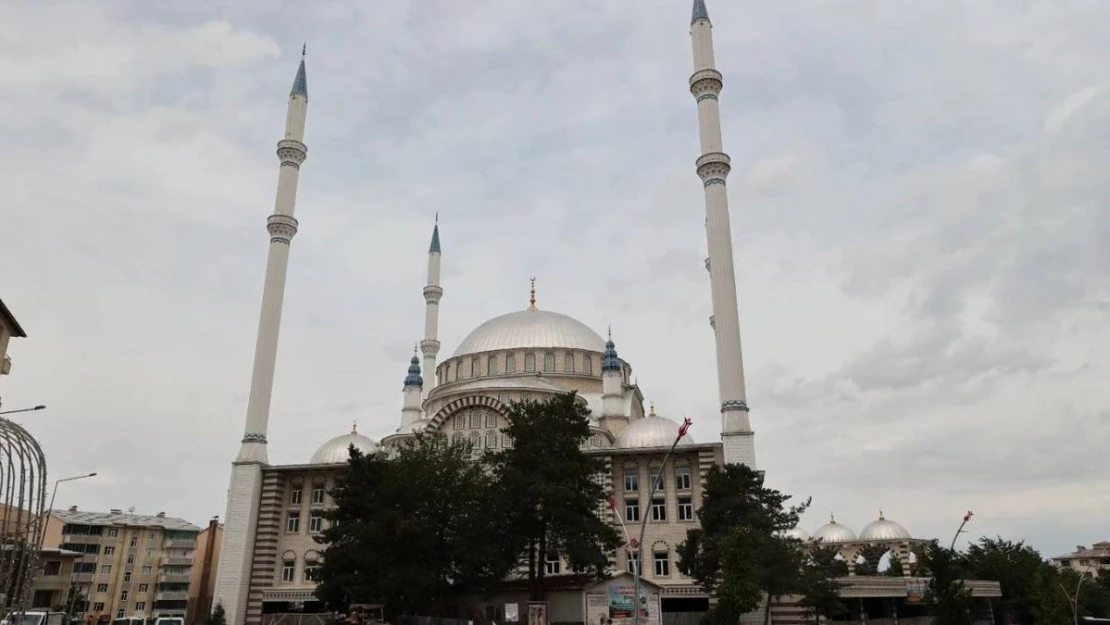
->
[
  {"left": 602, "top": 327, "right": 621, "bottom": 373},
  {"left": 429, "top": 217, "right": 441, "bottom": 254},
  {"left": 404, "top": 348, "right": 423, "bottom": 387},
  {"left": 692, "top": 0, "right": 709, "bottom": 24},
  {"left": 290, "top": 44, "right": 308, "bottom": 98}
]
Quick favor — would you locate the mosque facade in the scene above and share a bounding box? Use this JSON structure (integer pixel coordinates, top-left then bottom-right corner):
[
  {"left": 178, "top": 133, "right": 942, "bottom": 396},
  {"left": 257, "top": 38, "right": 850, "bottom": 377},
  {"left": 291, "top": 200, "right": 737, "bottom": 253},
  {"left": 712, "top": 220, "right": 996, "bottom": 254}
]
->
[{"left": 209, "top": 3, "right": 983, "bottom": 625}]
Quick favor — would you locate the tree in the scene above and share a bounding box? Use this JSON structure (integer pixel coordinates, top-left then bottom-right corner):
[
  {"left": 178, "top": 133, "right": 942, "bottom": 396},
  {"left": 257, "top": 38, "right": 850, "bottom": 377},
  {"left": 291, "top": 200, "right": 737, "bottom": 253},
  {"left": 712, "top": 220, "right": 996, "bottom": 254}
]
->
[
  {"left": 917, "top": 540, "right": 975, "bottom": 625},
  {"left": 207, "top": 603, "right": 227, "bottom": 625},
  {"left": 854, "top": 545, "right": 889, "bottom": 576},
  {"left": 675, "top": 463, "right": 812, "bottom": 625},
  {"left": 488, "top": 393, "right": 621, "bottom": 601},
  {"left": 885, "top": 553, "right": 905, "bottom": 577},
  {"left": 963, "top": 537, "right": 1052, "bottom": 625},
  {"left": 796, "top": 544, "right": 847, "bottom": 625},
  {"left": 317, "top": 434, "right": 512, "bottom": 615}
]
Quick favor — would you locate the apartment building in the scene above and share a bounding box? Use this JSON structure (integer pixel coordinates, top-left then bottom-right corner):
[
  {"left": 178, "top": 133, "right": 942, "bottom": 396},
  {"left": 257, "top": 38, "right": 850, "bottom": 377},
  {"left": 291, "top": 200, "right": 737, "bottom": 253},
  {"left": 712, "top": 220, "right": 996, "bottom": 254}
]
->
[
  {"left": 1053, "top": 542, "right": 1110, "bottom": 578},
  {"left": 187, "top": 518, "right": 223, "bottom": 624},
  {"left": 48, "top": 508, "right": 201, "bottom": 622}
]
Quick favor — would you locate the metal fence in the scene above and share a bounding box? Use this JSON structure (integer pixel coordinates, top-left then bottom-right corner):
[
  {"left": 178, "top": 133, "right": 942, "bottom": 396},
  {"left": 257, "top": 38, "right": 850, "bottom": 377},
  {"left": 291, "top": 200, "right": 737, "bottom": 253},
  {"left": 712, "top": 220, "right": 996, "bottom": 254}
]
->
[{"left": 0, "top": 416, "right": 48, "bottom": 616}]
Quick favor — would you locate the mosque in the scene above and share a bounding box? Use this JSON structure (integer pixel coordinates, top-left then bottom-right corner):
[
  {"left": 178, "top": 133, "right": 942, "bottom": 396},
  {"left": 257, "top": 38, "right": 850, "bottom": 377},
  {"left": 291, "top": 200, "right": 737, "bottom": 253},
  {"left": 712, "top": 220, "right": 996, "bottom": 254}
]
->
[{"left": 211, "top": 3, "right": 999, "bottom": 625}]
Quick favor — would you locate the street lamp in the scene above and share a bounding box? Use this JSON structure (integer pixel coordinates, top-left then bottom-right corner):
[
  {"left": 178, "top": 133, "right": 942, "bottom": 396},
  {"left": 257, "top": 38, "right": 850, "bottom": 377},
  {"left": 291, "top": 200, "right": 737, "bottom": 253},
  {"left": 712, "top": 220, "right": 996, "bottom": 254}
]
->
[
  {"left": 626, "top": 417, "right": 692, "bottom": 625},
  {"left": 949, "top": 510, "right": 974, "bottom": 550},
  {"left": 39, "top": 473, "right": 98, "bottom": 550},
  {"left": 1059, "top": 570, "right": 1094, "bottom": 625},
  {"left": 0, "top": 405, "right": 46, "bottom": 416}
]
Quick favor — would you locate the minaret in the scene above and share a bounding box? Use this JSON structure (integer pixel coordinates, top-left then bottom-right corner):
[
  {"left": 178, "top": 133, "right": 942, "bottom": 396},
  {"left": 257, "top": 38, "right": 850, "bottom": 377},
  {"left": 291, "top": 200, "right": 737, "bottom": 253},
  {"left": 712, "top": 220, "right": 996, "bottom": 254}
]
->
[
  {"left": 600, "top": 328, "right": 628, "bottom": 432},
  {"left": 401, "top": 347, "right": 424, "bottom": 427},
  {"left": 689, "top": 1, "right": 756, "bottom": 467},
  {"left": 420, "top": 218, "right": 442, "bottom": 394},
  {"left": 214, "top": 49, "right": 308, "bottom": 625}
]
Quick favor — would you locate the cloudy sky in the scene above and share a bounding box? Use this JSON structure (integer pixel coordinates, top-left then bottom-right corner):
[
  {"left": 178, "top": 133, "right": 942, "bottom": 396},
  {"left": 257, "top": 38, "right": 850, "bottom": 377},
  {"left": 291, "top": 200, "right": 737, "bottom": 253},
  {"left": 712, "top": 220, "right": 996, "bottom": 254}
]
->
[{"left": 2, "top": 0, "right": 1107, "bottom": 558}]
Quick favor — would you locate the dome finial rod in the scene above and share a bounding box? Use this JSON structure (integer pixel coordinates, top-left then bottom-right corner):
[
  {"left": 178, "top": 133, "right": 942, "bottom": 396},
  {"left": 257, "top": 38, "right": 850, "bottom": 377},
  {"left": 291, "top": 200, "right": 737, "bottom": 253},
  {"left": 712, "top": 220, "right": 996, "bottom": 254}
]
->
[
  {"left": 351, "top": 420, "right": 357, "bottom": 434},
  {"left": 649, "top": 402, "right": 656, "bottom": 417},
  {"left": 528, "top": 277, "right": 538, "bottom": 311},
  {"left": 830, "top": 512, "right": 836, "bottom": 524},
  {"left": 879, "top": 508, "right": 884, "bottom": 520}
]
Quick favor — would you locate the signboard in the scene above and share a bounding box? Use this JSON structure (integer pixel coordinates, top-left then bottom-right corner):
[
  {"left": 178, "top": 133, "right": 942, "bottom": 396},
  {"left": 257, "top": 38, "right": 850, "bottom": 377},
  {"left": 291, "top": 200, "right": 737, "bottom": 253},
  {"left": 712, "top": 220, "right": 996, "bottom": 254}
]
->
[
  {"left": 905, "top": 577, "right": 928, "bottom": 604},
  {"left": 505, "top": 604, "right": 519, "bottom": 623},
  {"left": 527, "top": 602, "right": 548, "bottom": 625},
  {"left": 585, "top": 584, "right": 660, "bottom": 625}
]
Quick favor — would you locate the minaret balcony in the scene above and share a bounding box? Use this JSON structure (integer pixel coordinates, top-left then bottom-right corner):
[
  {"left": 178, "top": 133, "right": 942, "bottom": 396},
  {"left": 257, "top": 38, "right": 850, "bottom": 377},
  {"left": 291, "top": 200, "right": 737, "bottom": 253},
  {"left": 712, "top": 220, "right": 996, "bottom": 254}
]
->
[
  {"left": 276, "top": 139, "right": 307, "bottom": 166},
  {"left": 689, "top": 68, "right": 723, "bottom": 97},
  {"left": 696, "top": 152, "right": 731, "bottom": 181},
  {"left": 423, "top": 285, "right": 444, "bottom": 300}
]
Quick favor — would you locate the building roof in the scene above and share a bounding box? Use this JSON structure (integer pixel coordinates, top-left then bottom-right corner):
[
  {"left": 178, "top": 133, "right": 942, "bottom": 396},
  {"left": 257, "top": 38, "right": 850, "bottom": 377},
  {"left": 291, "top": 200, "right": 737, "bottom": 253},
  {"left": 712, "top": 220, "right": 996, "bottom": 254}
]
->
[
  {"left": 0, "top": 299, "right": 27, "bottom": 338},
  {"left": 1053, "top": 542, "right": 1110, "bottom": 560},
  {"left": 309, "top": 428, "right": 379, "bottom": 465},
  {"left": 614, "top": 414, "right": 697, "bottom": 449},
  {"left": 52, "top": 509, "right": 200, "bottom": 532}
]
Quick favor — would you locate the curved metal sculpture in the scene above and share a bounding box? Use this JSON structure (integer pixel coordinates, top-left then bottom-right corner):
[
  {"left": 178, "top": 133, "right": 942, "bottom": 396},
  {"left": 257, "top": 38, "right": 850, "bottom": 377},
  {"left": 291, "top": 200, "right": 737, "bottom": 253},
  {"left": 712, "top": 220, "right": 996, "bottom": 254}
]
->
[{"left": 0, "top": 417, "right": 48, "bottom": 616}]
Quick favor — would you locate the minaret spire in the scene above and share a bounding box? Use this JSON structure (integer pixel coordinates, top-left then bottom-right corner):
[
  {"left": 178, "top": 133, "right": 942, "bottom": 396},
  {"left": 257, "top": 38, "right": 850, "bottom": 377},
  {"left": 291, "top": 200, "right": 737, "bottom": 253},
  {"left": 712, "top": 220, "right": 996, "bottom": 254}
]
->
[
  {"left": 688, "top": 0, "right": 756, "bottom": 468},
  {"left": 402, "top": 346, "right": 424, "bottom": 426},
  {"left": 216, "top": 51, "right": 309, "bottom": 625},
  {"left": 420, "top": 218, "right": 443, "bottom": 394}
]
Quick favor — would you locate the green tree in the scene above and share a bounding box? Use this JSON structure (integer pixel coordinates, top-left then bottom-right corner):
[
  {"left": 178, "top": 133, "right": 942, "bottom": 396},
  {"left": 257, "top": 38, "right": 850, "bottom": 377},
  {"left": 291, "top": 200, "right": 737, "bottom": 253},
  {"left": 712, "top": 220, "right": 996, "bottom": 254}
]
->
[
  {"left": 917, "top": 540, "right": 975, "bottom": 625},
  {"left": 796, "top": 544, "right": 847, "bottom": 625},
  {"left": 317, "top": 434, "right": 512, "bottom": 614},
  {"left": 1030, "top": 565, "right": 1070, "bottom": 625},
  {"left": 963, "top": 537, "right": 1051, "bottom": 625},
  {"left": 207, "top": 603, "right": 227, "bottom": 625},
  {"left": 675, "top": 463, "right": 812, "bottom": 625},
  {"left": 488, "top": 393, "right": 621, "bottom": 600},
  {"left": 855, "top": 545, "right": 889, "bottom": 576},
  {"left": 885, "top": 553, "right": 905, "bottom": 577}
]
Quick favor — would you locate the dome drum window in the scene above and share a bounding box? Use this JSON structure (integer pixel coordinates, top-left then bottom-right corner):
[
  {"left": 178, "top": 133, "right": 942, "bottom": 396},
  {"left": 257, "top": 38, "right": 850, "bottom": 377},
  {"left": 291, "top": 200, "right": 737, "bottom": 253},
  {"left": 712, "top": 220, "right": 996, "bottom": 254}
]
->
[
  {"left": 506, "top": 353, "right": 516, "bottom": 373},
  {"left": 564, "top": 353, "right": 575, "bottom": 373},
  {"left": 544, "top": 352, "right": 555, "bottom": 372},
  {"left": 487, "top": 357, "right": 498, "bottom": 376},
  {"left": 525, "top": 353, "right": 536, "bottom": 372}
]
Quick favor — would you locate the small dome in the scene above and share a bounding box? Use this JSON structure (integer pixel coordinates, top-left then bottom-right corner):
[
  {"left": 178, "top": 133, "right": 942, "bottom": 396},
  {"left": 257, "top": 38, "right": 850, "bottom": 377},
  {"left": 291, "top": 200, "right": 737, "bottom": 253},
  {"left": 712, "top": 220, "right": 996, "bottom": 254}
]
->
[
  {"left": 782, "top": 527, "right": 811, "bottom": 541},
  {"left": 615, "top": 412, "right": 695, "bottom": 449},
  {"left": 452, "top": 309, "right": 606, "bottom": 358},
  {"left": 859, "top": 511, "right": 911, "bottom": 541},
  {"left": 812, "top": 514, "right": 857, "bottom": 543},
  {"left": 310, "top": 426, "right": 379, "bottom": 464}
]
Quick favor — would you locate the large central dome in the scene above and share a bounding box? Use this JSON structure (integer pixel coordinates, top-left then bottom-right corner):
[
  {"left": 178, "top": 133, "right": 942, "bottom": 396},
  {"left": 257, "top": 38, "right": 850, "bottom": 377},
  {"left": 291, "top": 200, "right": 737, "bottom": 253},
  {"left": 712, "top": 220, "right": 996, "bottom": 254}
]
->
[{"left": 452, "top": 310, "right": 607, "bottom": 357}]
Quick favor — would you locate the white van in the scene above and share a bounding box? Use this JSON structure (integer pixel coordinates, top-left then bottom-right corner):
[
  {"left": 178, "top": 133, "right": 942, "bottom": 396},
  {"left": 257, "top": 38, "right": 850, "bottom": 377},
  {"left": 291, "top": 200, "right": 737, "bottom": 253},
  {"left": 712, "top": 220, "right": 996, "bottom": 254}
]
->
[
  {"left": 152, "top": 618, "right": 184, "bottom": 625},
  {"left": 1, "top": 612, "right": 67, "bottom": 625}
]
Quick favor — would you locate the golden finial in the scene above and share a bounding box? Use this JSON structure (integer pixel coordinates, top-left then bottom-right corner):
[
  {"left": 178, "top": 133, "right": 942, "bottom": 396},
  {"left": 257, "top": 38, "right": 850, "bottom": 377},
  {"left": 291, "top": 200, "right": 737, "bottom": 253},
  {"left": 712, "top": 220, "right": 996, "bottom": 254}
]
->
[
  {"left": 351, "top": 420, "right": 358, "bottom": 434},
  {"left": 528, "top": 277, "right": 537, "bottom": 311},
  {"left": 649, "top": 402, "right": 656, "bottom": 417},
  {"left": 879, "top": 508, "right": 885, "bottom": 520},
  {"left": 302, "top": 43, "right": 306, "bottom": 57},
  {"left": 830, "top": 512, "right": 836, "bottom": 524}
]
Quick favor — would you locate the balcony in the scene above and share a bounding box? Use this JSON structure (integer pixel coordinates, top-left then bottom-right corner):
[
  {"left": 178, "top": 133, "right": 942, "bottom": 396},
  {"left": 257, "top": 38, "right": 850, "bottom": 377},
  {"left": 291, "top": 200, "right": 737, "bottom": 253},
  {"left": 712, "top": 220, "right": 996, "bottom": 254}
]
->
[
  {"left": 163, "top": 539, "right": 197, "bottom": 549},
  {"left": 160, "top": 557, "right": 192, "bottom": 567},
  {"left": 159, "top": 573, "right": 192, "bottom": 584},
  {"left": 64, "top": 534, "right": 103, "bottom": 544},
  {"left": 156, "top": 591, "right": 189, "bottom": 601},
  {"left": 71, "top": 573, "right": 95, "bottom": 583}
]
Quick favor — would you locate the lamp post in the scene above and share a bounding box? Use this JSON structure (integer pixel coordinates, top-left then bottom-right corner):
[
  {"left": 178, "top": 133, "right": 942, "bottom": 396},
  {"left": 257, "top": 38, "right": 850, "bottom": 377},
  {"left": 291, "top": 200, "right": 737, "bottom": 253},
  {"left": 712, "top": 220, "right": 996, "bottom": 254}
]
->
[
  {"left": 0, "top": 405, "right": 46, "bottom": 416},
  {"left": 1058, "top": 570, "right": 1094, "bottom": 625},
  {"left": 949, "top": 511, "right": 973, "bottom": 551},
  {"left": 40, "top": 472, "right": 98, "bottom": 548},
  {"left": 631, "top": 417, "right": 692, "bottom": 625}
]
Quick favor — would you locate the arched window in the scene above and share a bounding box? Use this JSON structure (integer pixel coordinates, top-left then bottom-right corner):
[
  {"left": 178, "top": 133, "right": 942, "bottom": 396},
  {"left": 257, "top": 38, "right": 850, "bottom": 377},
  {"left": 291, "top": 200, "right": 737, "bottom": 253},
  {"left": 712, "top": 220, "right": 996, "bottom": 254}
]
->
[
  {"left": 488, "top": 356, "right": 498, "bottom": 376},
  {"left": 544, "top": 352, "right": 555, "bottom": 372},
  {"left": 454, "top": 414, "right": 467, "bottom": 430},
  {"left": 525, "top": 353, "right": 536, "bottom": 372},
  {"left": 471, "top": 357, "right": 480, "bottom": 377},
  {"left": 584, "top": 356, "right": 593, "bottom": 375},
  {"left": 564, "top": 353, "right": 575, "bottom": 373},
  {"left": 506, "top": 353, "right": 516, "bottom": 373},
  {"left": 452, "top": 431, "right": 464, "bottom": 445},
  {"left": 485, "top": 430, "right": 498, "bottom": 449},
  {"left": 469, "top": 431, "right": 480, "bottom": 448}
]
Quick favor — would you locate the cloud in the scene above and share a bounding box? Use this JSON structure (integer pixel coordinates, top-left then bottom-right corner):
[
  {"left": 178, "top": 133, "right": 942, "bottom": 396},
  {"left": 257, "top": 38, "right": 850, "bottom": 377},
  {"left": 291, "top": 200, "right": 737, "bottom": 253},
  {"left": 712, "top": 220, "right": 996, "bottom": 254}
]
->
[{"left": 1, "top": 0, "right": 1107, "bottom": 560}]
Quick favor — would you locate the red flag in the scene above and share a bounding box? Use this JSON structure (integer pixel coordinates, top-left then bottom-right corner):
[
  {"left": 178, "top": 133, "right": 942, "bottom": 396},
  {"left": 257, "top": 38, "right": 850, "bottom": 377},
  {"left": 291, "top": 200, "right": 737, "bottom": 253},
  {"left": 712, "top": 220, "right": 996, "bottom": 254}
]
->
[
  {"left": 678, "top": 417, "right": 693, "bottom": 438},
  {"left": 963, "top": 510, "right": 974, "bottom": 522},
  {"left": 607, "top": 497, "right": 616, "bottom": 510}
]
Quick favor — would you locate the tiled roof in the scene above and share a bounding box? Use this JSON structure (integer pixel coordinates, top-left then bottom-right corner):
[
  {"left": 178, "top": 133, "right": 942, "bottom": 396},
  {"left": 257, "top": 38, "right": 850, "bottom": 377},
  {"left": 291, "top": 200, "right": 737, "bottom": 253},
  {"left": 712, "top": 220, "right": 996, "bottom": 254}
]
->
[
  {"left": 1053, "top": 541, "right": 1110, "bottom": 560},
  {"left": 52, "top": 509, "right": 200, "bottom": 532}
]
